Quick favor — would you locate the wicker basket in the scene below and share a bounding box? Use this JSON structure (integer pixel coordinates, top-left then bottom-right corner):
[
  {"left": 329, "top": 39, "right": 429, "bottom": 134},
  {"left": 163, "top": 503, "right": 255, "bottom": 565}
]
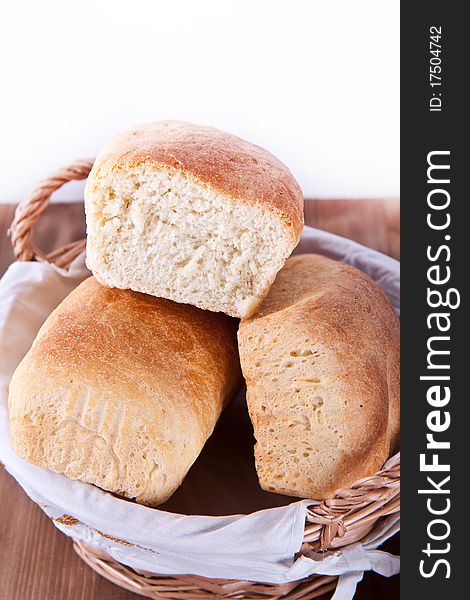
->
[{"left": 8, "top": 160, "right": 400, "bottom": 599}]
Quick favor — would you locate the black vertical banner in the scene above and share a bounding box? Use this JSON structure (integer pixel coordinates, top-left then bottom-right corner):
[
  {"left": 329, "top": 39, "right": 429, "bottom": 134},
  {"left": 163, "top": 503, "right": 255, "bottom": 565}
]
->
[{"left": 401, "top": 2, "right": 466, "bottom": 597}]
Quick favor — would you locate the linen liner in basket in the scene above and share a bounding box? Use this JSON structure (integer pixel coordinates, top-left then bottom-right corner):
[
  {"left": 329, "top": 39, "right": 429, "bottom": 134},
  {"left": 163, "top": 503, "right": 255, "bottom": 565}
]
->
[{"left": 0, "top": 163, "right": 400, "bottom": 600}]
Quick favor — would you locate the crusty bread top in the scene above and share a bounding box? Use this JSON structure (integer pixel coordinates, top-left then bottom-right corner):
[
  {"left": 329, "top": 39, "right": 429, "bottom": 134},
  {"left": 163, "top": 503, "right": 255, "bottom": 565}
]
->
[
  {"left": 248, "top": 256, "right": 400, "bottom": 407},
  {"left": 246, "top": 252, "right": 400, "bottom": 446},
  {"left": 239, "top": 253, "right": 400, "bottom": 497},
  {"left": 250, "top": 253, "right": 399, "bottom": 328},
  {"left": 86, "top": 120, "right": 304, "bottom": 239},
  {"left": 26, "top": 277, "right": 241, "bottom": 414},
  {"left": 8, "top": 277, "right": 242, "bottom": 505}
]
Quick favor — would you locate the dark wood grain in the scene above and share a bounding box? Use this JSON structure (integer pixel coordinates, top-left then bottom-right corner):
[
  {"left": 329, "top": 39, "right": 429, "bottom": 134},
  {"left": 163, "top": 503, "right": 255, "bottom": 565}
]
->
[{"left": 0, "top": 199, "right": 400, "bottom": 599}]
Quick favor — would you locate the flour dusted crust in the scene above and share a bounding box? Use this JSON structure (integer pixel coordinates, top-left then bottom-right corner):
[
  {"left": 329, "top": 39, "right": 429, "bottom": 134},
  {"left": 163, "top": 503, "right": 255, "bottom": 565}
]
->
[
  {"left": 84, "top": 121, "right": 304, "bottom": 318},
  {"left": 238, "top": 254, "right": 400, "bottom": 499},
  {"left": 8, "top": 277, "right": 241, "bottom": 506}
]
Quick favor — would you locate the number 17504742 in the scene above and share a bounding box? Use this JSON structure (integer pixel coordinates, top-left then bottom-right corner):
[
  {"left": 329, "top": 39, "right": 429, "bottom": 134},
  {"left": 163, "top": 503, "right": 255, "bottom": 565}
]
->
[{"left": 429, "top": 26, "right": 442, "bottom": 112}]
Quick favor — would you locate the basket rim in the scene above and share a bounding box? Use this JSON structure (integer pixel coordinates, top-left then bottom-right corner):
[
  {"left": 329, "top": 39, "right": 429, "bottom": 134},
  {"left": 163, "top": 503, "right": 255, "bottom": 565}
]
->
[{"left": 73, "top": 538, "right": 340, "bottom": 599}]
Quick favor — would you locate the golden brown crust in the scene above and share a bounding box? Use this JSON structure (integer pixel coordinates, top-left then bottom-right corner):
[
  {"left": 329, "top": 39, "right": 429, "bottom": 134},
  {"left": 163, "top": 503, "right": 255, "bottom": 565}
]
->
[
  {"left": 238, "top": 254, "right": 400, "bottom": 499},
  {"left": 87, "top": 121, "right": 304, "bottom": 239},
  {"left": 8, "top": 277, "right": 241, "bottom": 506}
]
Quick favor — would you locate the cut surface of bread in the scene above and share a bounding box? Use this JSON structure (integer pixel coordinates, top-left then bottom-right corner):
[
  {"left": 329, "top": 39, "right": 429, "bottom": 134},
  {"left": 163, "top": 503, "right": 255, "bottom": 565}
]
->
[
  {"left": 238, "top": 254, "right": 400, "bottom": 500},
  {"left": 8, "top": 277, "right": 241, "bottom": 507},
  {"left": 85, "top": 121, "right": 304, "bottom": 318}
]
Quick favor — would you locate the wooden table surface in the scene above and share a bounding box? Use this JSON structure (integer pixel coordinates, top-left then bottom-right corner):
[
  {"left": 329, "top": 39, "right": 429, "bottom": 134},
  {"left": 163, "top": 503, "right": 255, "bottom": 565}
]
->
[{"left": 0, "top": 199, "right": 399, "bottom": 600}]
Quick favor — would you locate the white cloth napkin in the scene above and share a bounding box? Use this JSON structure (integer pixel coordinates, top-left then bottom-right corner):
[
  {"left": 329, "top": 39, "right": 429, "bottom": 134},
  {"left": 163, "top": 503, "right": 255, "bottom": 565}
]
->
[{"left": 0, "top": 226, "right": 400, "bottom": 598}]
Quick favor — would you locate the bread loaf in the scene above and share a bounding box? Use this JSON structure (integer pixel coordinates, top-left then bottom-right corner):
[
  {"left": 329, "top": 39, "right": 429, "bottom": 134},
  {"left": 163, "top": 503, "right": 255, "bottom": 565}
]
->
[
  {"left": 8, "top": 277, "right": 241, "bottom": 506},
  {"left": 238, "top": 254, "right": 400, "bottom": 499},
  {"left": 85, "top": 121, "right": 304, "bottom": 318}
]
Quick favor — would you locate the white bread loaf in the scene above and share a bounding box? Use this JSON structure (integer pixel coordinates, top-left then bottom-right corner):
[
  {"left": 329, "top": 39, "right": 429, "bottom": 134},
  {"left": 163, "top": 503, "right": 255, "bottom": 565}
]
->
[
  {"left": 84, "top": 121, "right": 304, "bottom": 318},
  {"left": 238, "top": 254, "right": 400, "bottom": 499},
  {"left": 8, "top": 277, "right": 241, "bottom": 507}
]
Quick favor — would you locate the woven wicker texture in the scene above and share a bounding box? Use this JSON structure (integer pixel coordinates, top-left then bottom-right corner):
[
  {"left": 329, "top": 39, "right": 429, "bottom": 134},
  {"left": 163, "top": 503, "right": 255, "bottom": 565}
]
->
[
  {"left": 74, "top": 541, "right": 338, "bottom": 600},
  {"left": 10, "top": 160, "right": 400, "bottom": 599}
]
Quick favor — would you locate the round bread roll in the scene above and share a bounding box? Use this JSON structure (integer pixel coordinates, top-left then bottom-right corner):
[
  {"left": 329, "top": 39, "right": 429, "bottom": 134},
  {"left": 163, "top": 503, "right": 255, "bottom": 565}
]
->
[
  {"left": 84, "top": 121, "right": 304, "bottom": 318},
  {"left": 238, "top": 254, "right": 400, "bottom": 499},
  {"left": 9, "top": 277, "right": 241, "bottom": 507}
]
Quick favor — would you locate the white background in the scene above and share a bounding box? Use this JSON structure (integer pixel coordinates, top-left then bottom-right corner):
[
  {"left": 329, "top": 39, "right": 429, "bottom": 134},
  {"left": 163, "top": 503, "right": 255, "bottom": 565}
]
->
[{"left": 0, "top": 0, "right": 399, "bottom": 203}]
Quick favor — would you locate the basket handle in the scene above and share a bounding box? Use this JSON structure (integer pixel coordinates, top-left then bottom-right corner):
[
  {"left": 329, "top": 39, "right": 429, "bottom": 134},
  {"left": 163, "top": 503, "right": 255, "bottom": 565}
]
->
[{"left": 9, "top": 159, "right": 95, "bottom": 267}]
